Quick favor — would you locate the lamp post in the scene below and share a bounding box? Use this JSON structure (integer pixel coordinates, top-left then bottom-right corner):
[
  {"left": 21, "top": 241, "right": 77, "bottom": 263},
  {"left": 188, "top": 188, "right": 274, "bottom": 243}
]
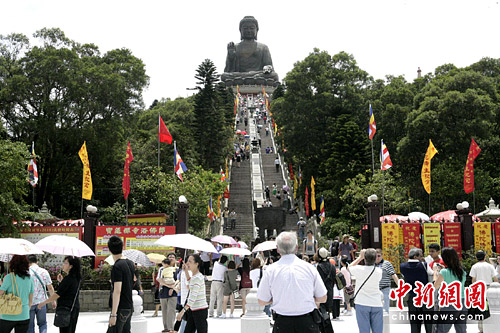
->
[
  {"left": 83, "top": 205, "right": 98, "bottom": 268},
  {"left": 456, "top": 201, "right": 474, "bottom": 253},
  {"left": 176, "top": 195, "right": 189, "bottom": 234},
  {"left": 364, "top": 194, "right": 381, "bottom": 249}
]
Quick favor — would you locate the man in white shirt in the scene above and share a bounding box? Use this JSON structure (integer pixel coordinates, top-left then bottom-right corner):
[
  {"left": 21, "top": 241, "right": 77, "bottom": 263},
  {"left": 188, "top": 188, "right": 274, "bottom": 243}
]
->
[
  {"left": 349, "top": 249, "right": 383, "bottom": 333},
  {"left": 470, "top": 251, "right": 498, "bottom": 285},
  {"left": 257, "top": 231, "right": 327, "bottom": 332},
  {"left": 208, "top": 255, "right": 228, "bottom": 318},
  {"left": 28, "top": 254, "right": 56, "bottom": 333},
  {"left": 470, "top": 250, "right": 498, "bottom": 333}
]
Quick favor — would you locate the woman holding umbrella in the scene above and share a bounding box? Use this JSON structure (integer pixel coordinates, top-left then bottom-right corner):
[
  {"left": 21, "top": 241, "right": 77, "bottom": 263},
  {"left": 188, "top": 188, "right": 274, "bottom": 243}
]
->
[
  {"left": 37, "top": 256, "right": 82, "bottom": 333},
  {"left": 0, "top": 255, "right": 34, "bottom": 333}
]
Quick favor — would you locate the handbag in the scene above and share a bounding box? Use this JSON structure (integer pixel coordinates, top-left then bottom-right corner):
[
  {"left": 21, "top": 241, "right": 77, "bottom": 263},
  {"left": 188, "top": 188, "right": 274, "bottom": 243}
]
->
[
  {"left": 233, "top": 290, "right": 240, "bottom": 299},
  {"left": 54, "top": 279, "right": 80, "bottom": 327},
  {"left": 351, "top": 266, "right": 376, "bottom": 302},
  {"left": 344, "top": 269, "right": 355, "bottom": 295},
  {"left": 0, "top": 273, "right": 23, "bottom": 315}
]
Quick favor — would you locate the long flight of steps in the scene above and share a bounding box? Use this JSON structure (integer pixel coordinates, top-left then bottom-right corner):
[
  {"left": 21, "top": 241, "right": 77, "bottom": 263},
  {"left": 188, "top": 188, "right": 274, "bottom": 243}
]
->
[{"left": 226, "top": 116, "right": 254, "bottom": 239}]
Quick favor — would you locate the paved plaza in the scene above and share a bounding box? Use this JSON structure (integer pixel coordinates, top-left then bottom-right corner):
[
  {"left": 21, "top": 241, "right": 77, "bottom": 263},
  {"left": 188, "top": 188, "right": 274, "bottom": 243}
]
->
[{"left": 42, "top": 309, "right": 480, "bottom": 333}]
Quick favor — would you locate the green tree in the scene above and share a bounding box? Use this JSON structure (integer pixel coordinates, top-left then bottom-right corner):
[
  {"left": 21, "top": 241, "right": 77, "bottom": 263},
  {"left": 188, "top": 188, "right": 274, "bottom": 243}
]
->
[
  {"left": 0, "top": 28, "right": 149, "bottom": 217},
  {"left": 193, "top": 59, "right": 232, "bottom": 171},
  {"left": 130, "top": 166, "right": 226, "bottom": 233},
  {"left": 0, "top": 139, "right": 30, "bottom": 236}
]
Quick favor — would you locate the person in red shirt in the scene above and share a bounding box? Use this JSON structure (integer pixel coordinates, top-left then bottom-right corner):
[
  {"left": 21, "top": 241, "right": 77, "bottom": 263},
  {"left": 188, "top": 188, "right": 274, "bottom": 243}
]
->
[{"left": 427, "top": 243, "right": 446, "bottom": 270}]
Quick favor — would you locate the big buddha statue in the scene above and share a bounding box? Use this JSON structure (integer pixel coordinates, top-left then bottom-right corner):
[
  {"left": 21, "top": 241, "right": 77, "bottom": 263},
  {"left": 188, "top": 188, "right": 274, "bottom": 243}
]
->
[{"left": 221, "top": 16, "right": 280, "bottom": 87}]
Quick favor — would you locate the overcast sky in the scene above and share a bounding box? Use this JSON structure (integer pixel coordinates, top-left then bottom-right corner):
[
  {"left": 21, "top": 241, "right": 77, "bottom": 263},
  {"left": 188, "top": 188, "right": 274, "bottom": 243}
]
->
[{"left": 2, "top": 0, "right": 500, "bottom": 107}]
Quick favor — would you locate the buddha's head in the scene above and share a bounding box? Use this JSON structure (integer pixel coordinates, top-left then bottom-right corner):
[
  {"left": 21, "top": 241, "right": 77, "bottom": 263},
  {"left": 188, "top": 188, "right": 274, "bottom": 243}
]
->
[{"left": 239, "top": 16, "right": 259, "bottom": 41}]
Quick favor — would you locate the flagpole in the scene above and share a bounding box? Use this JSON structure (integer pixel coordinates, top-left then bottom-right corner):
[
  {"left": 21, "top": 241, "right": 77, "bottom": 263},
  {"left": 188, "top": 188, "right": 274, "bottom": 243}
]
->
[
  {"left": 126, "top": 198, "right": 129, "bottom": 226},
  {"left": 158, "top": 113, "right": 161, "bottom": 170},
  {"left": 173, "top": 140, "right": 177, "bottom": 227},
  {"left": 473, "top": 190, "right": 476, "bottom": 214},
  {"left": 80, "top": 198, "right": 84, "bottom": 219},
  {"left": 32, "top": 187, "right": 36, "bottom": 212},
  {"left": 428, "top": 194, "right": 431, "bottom": 217},
  {"left": 382, "top": 171, "right": 385, "bottom": 216},
  {"left": 158, "top": 113, "right": 161, "bottom": 212},
  {"left": 371, "top": 139, "right": 375, "bottom": 175}
]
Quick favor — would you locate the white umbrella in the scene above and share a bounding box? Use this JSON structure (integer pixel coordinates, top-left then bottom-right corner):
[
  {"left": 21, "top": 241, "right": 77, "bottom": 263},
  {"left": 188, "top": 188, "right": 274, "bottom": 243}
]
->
[
  {"left": 0, "top": 238, "right": 44, "bottom": 255},
  {"left": 220, "top": 247, "right": 252, "bottom": 256},
  {"left": 252, "top": 240, "right": 277, "bottom": 253},
  {"left": 408, "top": 212, "right": 430, "bottom": 222},
  {"left": 238, "top": 241, "right": 248, "bottom": 249},
  {"left": 211, "top": 235, "right": 238, "bottom": 246},
  {"left": 123, "top": 249, "right": 154, "bottom": 267},
  {"left": 36, "top": 235, "right": 95, "bottom": 257},
  {"left": 155, "top": 234, "right": 218, "bottom": 253}
]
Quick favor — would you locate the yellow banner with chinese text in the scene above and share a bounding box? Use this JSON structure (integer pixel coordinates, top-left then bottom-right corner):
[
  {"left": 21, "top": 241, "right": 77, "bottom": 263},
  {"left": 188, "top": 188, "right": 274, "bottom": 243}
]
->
[{"left": 474, "top": 222, "right": 492, "bottom": 253}]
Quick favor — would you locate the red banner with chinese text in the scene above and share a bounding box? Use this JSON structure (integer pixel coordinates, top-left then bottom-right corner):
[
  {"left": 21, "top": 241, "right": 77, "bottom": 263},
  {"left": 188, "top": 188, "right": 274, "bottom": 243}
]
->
[
  {"left": 95, "top": 225, "right": 175, "bottom": 268},
  {"left": 443, "top": 223, "right": 462, "bottom": 259},
  {"left": 402, "top": 223, "right": 421, "bottom": 256},
  {"left": 494, "top": 223, "right": 500, "bottom": 253}
]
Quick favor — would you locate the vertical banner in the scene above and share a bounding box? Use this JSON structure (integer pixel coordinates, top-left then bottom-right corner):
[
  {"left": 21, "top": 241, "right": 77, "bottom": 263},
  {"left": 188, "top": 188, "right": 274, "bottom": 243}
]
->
[
  {"left": 474, "top": 222, "right": 492, "bottom": 253},
  {"left": 78, "top": 142, "right": 92, "bottom": 200},
  {"left": 443, "top": 223, "right": 462, "bottom": 259},
  {"left": 382, "top": 223, "right": 400, "bottom": 266},
  {"left": 402, "top": 223, "right": 421, "bottom": 256},
  {"left": 423, "top": 223, "right": 441, "bottom": 255},
  {"left": 494, "top": 223, "right": 500, "bottom": 253}
]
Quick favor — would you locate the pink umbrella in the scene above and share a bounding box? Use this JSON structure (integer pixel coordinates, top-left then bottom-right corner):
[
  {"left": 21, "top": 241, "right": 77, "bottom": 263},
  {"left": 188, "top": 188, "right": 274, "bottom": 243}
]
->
[
  {"left": 211, "top": 235, "right": 238, "bottom": 246},
  {"left": 431, "top": 210, "right": 481, "bottom": 222},
  {"left": 239, "top": 131, "right": 248, "bottom": 135},
  {"left": 379, "top": 215, "right": 407, "bottom": 222}
]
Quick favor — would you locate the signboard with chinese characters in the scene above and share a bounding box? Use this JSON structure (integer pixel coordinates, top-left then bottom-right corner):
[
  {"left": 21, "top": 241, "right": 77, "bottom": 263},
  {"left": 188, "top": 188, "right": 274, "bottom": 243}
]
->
[
  {"left": 474, "top": 222, "right": 492, "bottom": 253},
  {"left": 423, "top": 223, "right": 440, "bottom": 255},
  {"left": 402, "top": 223, "right": 421, "bottom": 256},
  {"left": 382, "top": 223, "right": 400, "bottom": 268},
  {"left": 443, "top": 223, "right": 462, "bottom": 258},
  {"left": 95, "top": 226, "right": 175, "bottom": 268}
]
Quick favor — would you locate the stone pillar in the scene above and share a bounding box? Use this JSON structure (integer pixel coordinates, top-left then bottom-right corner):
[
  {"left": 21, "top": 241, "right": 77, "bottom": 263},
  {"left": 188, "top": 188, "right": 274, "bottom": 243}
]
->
[
  {"left": 365, "top": 199, "right": 381, "bottom": 249},
  {"left": 176, "top": 202, "right": 189, "bottom": 234},
  {"left": 483, "top": 282, "right": 500, "bottom": 333},
  {"left": 131, "top": 290, "right": 147, "bottom": 332},
  {"left": 83, "top": 211, "right": 98, "bottom": 268},
  {"left": 241, "top": 288, "right": 270, "bottom": 333},
  {"left": 383, "top": 311, "right": 391, "bottom": 333}
]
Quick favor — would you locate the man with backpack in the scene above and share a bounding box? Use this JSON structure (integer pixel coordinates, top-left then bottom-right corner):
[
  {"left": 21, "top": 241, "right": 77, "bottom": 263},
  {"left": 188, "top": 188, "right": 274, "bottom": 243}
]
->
[{"left": 28, "top": 255, "right": 56, "bottom": 333}]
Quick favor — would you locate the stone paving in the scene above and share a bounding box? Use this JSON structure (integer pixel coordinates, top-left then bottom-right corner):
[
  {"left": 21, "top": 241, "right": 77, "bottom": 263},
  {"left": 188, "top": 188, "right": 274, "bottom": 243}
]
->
[{"left": 42, "top": 308, "right": 480, "bottom": 332}]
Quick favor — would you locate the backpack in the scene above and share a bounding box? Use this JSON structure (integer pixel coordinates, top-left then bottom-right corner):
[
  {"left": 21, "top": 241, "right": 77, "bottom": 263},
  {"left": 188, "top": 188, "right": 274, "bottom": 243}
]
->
[
  {"left": 335, "top": 272, "right": 347, "bottom": 290},
  {"left": 240, "top": 270, "right": 252, "bottom": 289},
  {"left": 330, "top": 241, "right": 339, "bottom": 257}
]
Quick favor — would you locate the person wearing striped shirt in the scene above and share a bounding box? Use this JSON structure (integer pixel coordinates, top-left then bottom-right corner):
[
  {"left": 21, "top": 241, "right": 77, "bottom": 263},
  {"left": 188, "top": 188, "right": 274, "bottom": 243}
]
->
[
  {"left": 375, "top": 249, "right": 399, "bottom": 313},
  {"left": 176, "top": 254, "right": 208, "bottom": 333}
]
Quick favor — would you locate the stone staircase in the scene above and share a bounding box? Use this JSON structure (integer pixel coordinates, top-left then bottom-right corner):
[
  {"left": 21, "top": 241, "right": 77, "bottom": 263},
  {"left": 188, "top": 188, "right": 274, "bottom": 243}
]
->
[{"left": 226, "top": 115, "right": 254, "bottom": 239}]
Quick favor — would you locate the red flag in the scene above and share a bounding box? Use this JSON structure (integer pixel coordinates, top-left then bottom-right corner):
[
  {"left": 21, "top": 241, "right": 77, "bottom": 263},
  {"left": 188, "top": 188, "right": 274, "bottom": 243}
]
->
[
  {"left": 122, "top": 141, "right": 134, "bottom": 200},
  {"left": 158, "top": 115, "right": 173, "bottom": 144},
  {"left": 288, "top": 163, "right": 294, "bottom": 180},
  {"left": 464, "top": 138, "right": 481, "bottom": 194},
  {"left": 305, "top": 187, "right": 310, "bottom": 217}
]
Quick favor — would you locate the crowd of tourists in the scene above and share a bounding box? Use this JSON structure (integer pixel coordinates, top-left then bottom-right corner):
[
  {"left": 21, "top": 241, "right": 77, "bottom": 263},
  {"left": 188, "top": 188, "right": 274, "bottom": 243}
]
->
[{"left": 3, "top": 231, "right": 500, "bottom": 333}]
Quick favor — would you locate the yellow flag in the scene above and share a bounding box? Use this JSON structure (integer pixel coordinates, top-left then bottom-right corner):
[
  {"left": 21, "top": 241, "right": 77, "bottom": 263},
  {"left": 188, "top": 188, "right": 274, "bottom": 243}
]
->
[
  {"left": 274, "top": 122, "right": 277, "bottom": 136},
  {"left": 217, "top": 195, "right": 222, "bottom": 217},
  {"left": 311, "top": 176, "right": 316, "bottom": 211},
  {"left": 78, "top": 141, "right": 93, "bottom": 200},
  {"left": 421, "top": 139, "right": 438, "bottom": 194},
  {"left": 293, "top": 175, "right": 298, "bottom": 200}
]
